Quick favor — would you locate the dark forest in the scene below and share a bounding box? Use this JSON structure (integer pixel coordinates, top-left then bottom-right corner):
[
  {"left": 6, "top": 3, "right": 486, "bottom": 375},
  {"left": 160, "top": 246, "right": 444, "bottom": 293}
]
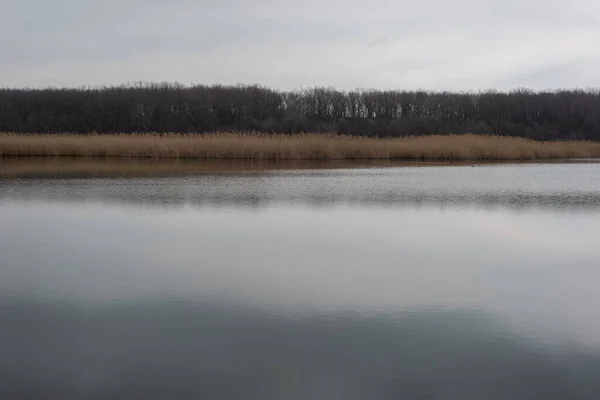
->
[{"left": 1, "top": 83, "right": 599, "bottom": 140}]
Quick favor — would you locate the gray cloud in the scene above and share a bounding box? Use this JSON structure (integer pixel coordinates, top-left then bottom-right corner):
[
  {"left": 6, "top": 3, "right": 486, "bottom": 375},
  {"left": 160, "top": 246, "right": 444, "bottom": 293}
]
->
[{"left": 2, "top": 0, "right": 600, "bottom": 90}]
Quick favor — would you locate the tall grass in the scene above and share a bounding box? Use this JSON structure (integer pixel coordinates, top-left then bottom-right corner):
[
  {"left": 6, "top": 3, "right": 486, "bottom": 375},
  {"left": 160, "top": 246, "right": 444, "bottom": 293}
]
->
[{"left": 1, "top": 133, "right": 600, "bottom": 161}]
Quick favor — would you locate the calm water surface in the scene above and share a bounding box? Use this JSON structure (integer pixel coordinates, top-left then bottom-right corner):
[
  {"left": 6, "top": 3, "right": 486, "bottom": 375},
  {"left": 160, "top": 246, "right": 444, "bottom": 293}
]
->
[{"left": 1, "top": 162, "right": 600, "bottom": 399}]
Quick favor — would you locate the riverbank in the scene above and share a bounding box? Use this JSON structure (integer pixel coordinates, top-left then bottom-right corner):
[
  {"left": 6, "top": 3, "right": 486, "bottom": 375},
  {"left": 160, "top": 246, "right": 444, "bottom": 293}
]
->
[{"left": 1, "top": 133, "right": 599, "bottom": 161}]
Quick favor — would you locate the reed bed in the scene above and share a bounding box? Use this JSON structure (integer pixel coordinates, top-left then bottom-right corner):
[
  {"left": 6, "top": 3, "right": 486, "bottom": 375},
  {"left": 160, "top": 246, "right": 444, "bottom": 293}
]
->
[{"left": 1, "top": 133, "right": 600, "bottom": 161}]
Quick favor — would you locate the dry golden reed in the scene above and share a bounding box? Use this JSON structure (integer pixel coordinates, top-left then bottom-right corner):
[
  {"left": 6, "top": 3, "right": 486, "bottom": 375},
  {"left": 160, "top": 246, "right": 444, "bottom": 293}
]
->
[{"left": 1, "top": 133, "right": 600, "bottom": 161}]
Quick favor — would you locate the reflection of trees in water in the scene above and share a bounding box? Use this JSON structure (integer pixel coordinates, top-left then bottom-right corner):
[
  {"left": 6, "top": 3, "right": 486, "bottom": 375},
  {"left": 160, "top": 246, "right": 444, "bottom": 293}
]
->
[
  {"left": 2, "top": 178, "right": 600, "bottom": 212},
  {"left": 1, "top": 298, "right": 599, "bottom": 400}
]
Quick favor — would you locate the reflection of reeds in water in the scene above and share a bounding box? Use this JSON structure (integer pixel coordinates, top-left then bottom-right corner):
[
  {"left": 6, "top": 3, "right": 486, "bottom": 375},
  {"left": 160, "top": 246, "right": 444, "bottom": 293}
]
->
[
  {"left": 2, "top": 133, "right": 600, "bottom": 161},
  {"left": 2, "top": 157, "right": 595, "bottom": 179},
  {"left": 0, "top": 158, "right": 438, "bottom": 178}
]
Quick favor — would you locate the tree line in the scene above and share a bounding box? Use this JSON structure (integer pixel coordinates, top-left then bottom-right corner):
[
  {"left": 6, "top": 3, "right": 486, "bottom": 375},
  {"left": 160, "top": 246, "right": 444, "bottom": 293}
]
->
[{"left": 1, "top": 83, "right": 599, "bottom": 140}]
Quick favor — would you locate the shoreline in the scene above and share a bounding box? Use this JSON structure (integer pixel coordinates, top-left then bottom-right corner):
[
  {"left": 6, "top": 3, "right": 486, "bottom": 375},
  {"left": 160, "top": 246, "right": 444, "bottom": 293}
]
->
[
  {"left": 2, "top": 133, "right": 600, "bottom": 161},
  {"left": 1, "top": 157, "right": 598, "bottom": 179}
]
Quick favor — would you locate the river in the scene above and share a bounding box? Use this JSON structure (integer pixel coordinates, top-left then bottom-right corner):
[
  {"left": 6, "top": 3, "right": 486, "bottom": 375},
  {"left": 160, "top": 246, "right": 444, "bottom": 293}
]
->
[{"left": 1, "top": 161, "right": 600, "bottom": 399}]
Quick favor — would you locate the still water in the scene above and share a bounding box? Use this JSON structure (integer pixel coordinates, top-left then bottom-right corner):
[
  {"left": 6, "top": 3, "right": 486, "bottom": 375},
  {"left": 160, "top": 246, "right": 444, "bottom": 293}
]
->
[{"left": 1, "top": 162, "right": 600, "bottom": 399}]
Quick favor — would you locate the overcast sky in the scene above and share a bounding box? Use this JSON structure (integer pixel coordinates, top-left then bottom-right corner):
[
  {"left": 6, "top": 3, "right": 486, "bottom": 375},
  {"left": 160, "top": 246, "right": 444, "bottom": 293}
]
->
[{"left": 2, "top": 0, "right": 600, "bottom": 91}]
